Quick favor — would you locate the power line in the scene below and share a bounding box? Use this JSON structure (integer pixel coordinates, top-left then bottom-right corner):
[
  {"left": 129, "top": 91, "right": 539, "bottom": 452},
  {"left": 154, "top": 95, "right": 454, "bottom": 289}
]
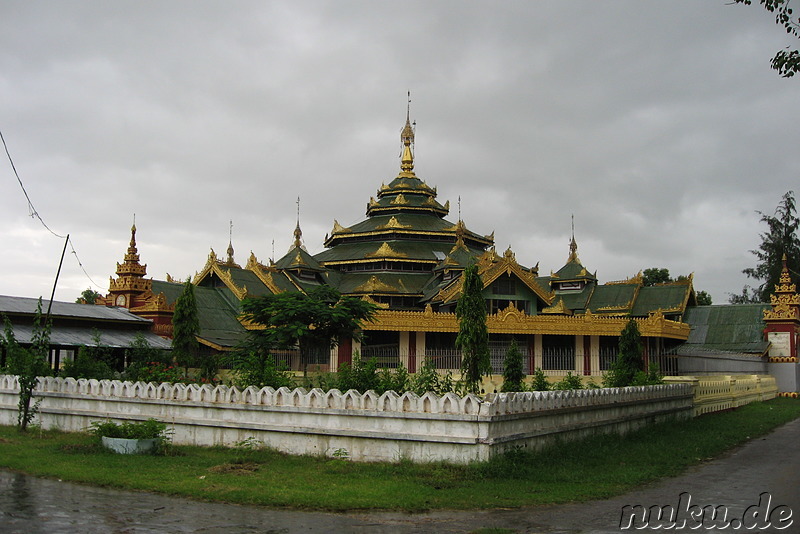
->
[{"left": 1, "top": 127, "right": 104, "bottom": 291}]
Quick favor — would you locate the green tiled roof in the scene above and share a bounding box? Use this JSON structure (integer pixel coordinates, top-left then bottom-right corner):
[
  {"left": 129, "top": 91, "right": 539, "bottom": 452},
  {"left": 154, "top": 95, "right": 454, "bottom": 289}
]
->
[
  {"left": 315, "top": 240, "right": 453, "bottom": 264},
  {"left": 274, "top": 245, "right": 326, "bottom": 272},
  {"left": 552, "top": 258, "right": 596, "bottom": 282},
  {"left": 630, "top": 284, "right": 690, "bottom": 316},
  {"left": 680, "top": 304, "right": 770, "bottom": 354},
  {"left": 152, "top": 280, "right": 247, "bottom": 349},
  {"left": 335, "top": 272, "right": 434, "bottom": 295},
  {"left": 586, "top": 284, "right": 637, "bottom": 313}
]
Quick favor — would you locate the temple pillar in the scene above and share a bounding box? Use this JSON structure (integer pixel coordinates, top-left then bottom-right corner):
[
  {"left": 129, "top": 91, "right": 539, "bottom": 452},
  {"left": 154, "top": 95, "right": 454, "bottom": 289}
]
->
[{"left": 589, "top": 335, "right": 600, "bottom": 376}]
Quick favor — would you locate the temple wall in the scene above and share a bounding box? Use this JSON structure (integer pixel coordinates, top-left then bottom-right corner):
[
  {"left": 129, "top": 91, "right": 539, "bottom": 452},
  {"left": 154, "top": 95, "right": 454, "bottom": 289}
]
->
[
  {"left": 0, "top": 375, "right": 692, "bottom": 463},
  {"left": 676, "top": 353, "right": 769, "bottom": 375}
]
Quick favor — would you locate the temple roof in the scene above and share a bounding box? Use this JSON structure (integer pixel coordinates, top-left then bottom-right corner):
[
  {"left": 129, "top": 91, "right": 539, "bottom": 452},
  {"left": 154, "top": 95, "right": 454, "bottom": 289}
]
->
[{"left": 679, "top": 304, "right": 771, "bottom": 355}]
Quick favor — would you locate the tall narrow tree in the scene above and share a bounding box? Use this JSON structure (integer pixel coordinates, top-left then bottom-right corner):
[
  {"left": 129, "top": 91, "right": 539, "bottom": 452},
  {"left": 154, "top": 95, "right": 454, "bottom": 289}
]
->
[
  {"left": 455, "top": 263, "right": 491, "bottom": 394},
  {"left": 501, "top": 338, "right": 525, "bottom": 392},
  {"left": 733, "top": 191, "right": 800, "bottom": 303},
  {"left": 172, "top": 280, "right": 199, "bottom": 377}
]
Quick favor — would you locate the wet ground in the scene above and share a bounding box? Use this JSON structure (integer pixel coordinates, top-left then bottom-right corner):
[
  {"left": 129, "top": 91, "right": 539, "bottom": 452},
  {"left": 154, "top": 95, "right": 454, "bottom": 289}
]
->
[{"left": 2, "top": 418, "right": 799, "bottom": 533}]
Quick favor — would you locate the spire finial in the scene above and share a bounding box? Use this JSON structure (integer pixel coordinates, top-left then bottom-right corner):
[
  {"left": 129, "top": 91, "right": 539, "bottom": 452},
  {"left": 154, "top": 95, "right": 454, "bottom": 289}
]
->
[
  {"left": 568, "top": 214, "right": 578, "bottom": 262},
  {"left": 293, "top": 196, "right": 303, "bottom": 248},
  {"left": 400, "top": 92, "right": 415, "bottom": 174},
  {"left": 226, "top": 220, "right": 235, "bottom": 265},
  {"left": 458, "top": 195, "right": 462, "bottom": 222}
]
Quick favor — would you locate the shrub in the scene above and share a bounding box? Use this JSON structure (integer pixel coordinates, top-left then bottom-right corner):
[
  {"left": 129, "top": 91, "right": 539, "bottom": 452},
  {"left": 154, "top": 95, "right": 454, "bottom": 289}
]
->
[
  {"left": 553, "top": 372, "right": 583, "bottom": 390},
  {"left": 501, "top": 339, "right": 525, "bottom": 392},
  {"left": 529, "top": 368, "right": 549, "bottom": 391},
  {"left": 90, "top": 418, "right": 169, "bottom": 441}
]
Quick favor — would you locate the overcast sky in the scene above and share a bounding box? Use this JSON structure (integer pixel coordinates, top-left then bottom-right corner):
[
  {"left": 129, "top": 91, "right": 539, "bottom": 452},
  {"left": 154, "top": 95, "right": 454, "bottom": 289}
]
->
[{"left": 1, "top": 1, "right": 798, "bottom": 305}]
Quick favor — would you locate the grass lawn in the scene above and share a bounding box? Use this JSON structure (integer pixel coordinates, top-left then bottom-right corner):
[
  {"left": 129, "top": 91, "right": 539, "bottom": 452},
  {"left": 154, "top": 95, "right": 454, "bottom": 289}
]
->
[{"left": 1, "top": 397, "right": 799, "bottom": 512}]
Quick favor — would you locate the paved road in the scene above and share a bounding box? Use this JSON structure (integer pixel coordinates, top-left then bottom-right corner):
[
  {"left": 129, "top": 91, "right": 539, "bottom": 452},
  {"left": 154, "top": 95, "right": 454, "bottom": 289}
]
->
[{"left": 2, "top": 418, "right": 799, "bottom": 533}]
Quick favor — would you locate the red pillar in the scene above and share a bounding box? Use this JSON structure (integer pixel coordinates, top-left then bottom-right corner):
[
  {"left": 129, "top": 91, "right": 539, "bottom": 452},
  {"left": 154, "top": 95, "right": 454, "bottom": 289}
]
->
[{"left": 337, "top": 336, "right": 353, "bottom": 368}]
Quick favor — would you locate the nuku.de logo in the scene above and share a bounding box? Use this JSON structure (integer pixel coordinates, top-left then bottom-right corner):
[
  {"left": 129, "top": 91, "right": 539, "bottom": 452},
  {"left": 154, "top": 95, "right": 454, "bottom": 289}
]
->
[{"left": 619, "top": 492, "right": 793, "bottom": 530}]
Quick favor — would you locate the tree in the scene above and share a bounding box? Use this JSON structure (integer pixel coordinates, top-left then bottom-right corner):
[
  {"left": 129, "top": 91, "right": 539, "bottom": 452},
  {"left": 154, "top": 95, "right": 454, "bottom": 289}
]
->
[
  {"left": 604, "top": 318, "right": 644, "bottom": 388},
  {"left": 75, "top": 288, "right": 102, "bottom": 305},
  {"left": 240, "top": 285, "right": 377, "bottom": 375},
  {"left": 734, "top": 0, "right": 800, "bottom": 77},
  {"left": 732, "top": 191, "right": 800, "bottom": 303},
  {"left": 643, "top": 267, "right": 712, "bottom": 304},
  {"left": 0, "top": 299, "right": 52, "bottom": 431},
  {"left": 501, "top": 338, "right": 525, "bottom": 392},
  {"left": 455, "top": 263, "right": 491, "bottom": 394},
  {"left": 695, "top": 290, "right": 713, "bottom": 306},
  {"left": 642, "top": 267, "right": 671, "bottom": 286},
  {"left": 172, "top": 280, "right": 200, "bottom": 378}
]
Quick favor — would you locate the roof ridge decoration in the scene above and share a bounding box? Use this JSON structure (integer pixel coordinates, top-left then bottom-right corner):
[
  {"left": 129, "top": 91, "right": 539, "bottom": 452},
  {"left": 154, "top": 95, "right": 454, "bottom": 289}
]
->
[
  {"left": 192, "top": 253, "right": 248, "bottom": 300},
  {"left": 606, "top": 271, "right": 644, "bottom": 285},
  {"left": 365, "top": 242, "right": 409, "bottom": 259},
  {"left": 542, "top": 298, "right": 572, "bottom": 315},
  {"left": 764, "top": 255, "right": 800, "bottom": 322},
  {"left": 332, "top": 219, "right": 352, "bottom": 234},
  {"left": 390, "top": 194, "right": 409, "bottom": 205},
  {"left": 354, "top": 275, "right": 400, "bottom": 293},
  {"left": 377, "top": 216, "right": 412, "bottom": 230}
]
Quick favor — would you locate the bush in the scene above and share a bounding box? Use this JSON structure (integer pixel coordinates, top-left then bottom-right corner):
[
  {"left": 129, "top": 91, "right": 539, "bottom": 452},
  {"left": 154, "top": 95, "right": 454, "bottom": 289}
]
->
[
  {"left": 61, "top": 345, "right": 114, "bottom": 380},
  {"left": 529, "top": 368, "right": 549, "bottom": 391},
  {"left": 553, "top": 372, "right": 584, "bottom": 390},
  {"left": 90, "top": 418, "right": 169, "bottom": 441},
  {"left": 501, "top": 339, "right": 525, "bottom": 392},
  {"left": 224, "top": 350, "right": 295, "bottom": 390}
]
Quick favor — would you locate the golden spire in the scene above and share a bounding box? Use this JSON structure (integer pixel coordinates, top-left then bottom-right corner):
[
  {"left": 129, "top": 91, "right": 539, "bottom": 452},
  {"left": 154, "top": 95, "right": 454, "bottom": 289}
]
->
[
  {"left": 568, "top": 214, "right": 579, "bottom": 263},
  {"left": 292, "top": 196, "right": 303, "bottom": 249},
  {"left": 125, "top": 219, "right": 139, "bottom": 263},
  {"left": 400, "top": 91, "right": 415, "bottom": 175},
  {"left": 226, "top": 220, "right": 237, "bottom": 266}
]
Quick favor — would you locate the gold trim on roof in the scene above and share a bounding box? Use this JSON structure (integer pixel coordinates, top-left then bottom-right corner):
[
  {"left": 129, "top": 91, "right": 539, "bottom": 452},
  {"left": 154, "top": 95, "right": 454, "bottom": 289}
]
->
[
  {"left": 353, "top": 275, "right": 400, "bottom": 293},
  {"left": 606, "top": 271, "right": 644, "bottom": 285},
  {"left": 542, "top": 298, "right": 572, "bottom": 315},
  {"left": 377, "top": 216, "right": 411, "bottom": 230},
  {"left": 390, "top": 194, "right": 409, "bottom": 205},
  {"left": 362, "top": 308, "right": 690, "bottom": 339},
  {"left": 332, "top": 220, "right": 352, "bottom": 234},
  {"left": 365, "top": 242, "right": 409, "bottom": 259}
]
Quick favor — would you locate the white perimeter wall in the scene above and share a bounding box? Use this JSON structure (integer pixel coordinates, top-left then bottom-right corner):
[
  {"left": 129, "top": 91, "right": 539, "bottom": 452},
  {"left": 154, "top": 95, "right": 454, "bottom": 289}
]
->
[{"left": 0, "top": 375, "right": 694, "bottom": 463}]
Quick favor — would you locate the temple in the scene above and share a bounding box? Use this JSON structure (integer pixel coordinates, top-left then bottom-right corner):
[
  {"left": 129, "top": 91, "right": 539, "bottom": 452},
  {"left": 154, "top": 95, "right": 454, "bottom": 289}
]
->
[{"left": 100, "top": 108, "right": 729, "bottom": 378}]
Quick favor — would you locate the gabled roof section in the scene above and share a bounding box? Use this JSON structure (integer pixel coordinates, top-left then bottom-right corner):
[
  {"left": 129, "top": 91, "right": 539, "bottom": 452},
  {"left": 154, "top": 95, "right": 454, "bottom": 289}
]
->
[
  {"left": 434, "top": 247, "right": 552, "bottom": 306},
  {"left": 549, "top": 236, "right": 597, "bottom": 283},
  {"left": 273, "top": 244, "right": 326, "bottom": 272},
  {"left": 193, "top": 249, "right": 251, "bottom": 300},
  {"left": 630, "top": 277, "right": 693, "bottom": 317},
  {"left": 586, "top": 283, "right": 639, "bottom": 314}
]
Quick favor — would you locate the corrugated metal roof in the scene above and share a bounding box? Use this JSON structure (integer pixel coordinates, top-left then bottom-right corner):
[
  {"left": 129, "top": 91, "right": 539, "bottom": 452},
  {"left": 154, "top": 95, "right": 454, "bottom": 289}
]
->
[
  {"left": 0, "top": 295, "right": 151, "bottom": 324},
  {"left": 7, "top": 323, "right": 172, "bottom": 349}
]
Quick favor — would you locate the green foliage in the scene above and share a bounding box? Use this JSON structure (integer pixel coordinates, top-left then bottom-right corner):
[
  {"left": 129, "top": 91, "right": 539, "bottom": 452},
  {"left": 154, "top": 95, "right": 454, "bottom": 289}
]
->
[
  {"left": 61, "top": 330, "right": 116, "bottom": 380},
  {"left": 733, "top": 191, "right": 800, "bottom": 303},
  {"left": 455, "top": 264, "right": 491, "bottom": 394},
  {"left": 241, "top": 285, "right": 377, "bottom": 374},
  {"left": 642, "top": 267, "right": 671, "bottom": 286},
  {"left": 529, "top": 367, "right": 549, "bottom": 391},
  {"left": 734, "top": 0, "right": 800, "bottom": 77},
  {"left": 631, "top": 363, "right": 665, "bottom": 386},
  {"left": 501, "top": 339, "right": 525, "bottom": 392},
  {"left": 1, "top": 303, "right": 52, "bottom": 431},
  {"left": 172, "top": 280, "right": 200, "bottom": 376},
  {"left": 603, "top": 319, "right": 644, "bottom": 388},
  {"left": 224, "top": 350, "right": 295, "bottom": 389},
  {"left": 75, "top": 288, "right": 103, "bottom": 304},
  {"left": 89, "top": 418, "right": 169, "bottom": 441},
  {"left": 378, "top": 362, "right": 409, "bottom": 394},
  {"left": 336, "top": 354, "right": 381, "bottom": 393},
  {"left": 61, "top": 346, "right": 114, "bottom": 380},
  {"left": 409, "top": 356, "right": 455, "bottom": 396},
  {"left": 122, "top": 333, "right": 172, "bottom": 382},
  {"left": 553, "top": 372, "right": 584, "bottom": 390},
  {"left": 695, "top": 290, "right": 713, "bottom": 305}
]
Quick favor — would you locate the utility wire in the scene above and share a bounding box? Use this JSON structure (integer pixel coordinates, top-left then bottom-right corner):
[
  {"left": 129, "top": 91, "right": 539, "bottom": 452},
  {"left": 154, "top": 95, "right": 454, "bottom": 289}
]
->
[{"left": 1, "top": 127, "right": 104, "bottom": 291}]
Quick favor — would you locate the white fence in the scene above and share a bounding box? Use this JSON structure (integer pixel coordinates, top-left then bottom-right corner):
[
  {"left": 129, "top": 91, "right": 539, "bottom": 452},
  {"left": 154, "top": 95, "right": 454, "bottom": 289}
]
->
[{"left": 0, "top": 374, "right": 693, "bottom": 463}]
